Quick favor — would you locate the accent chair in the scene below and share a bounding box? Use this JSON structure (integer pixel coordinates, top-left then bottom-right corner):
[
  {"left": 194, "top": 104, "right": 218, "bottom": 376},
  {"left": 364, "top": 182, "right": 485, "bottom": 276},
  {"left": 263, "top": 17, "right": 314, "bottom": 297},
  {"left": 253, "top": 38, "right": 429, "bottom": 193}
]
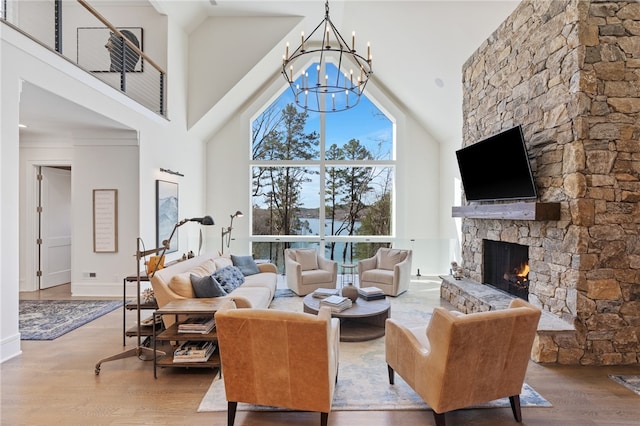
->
[
  {"left": 385, "top": 298, "right": 542, "bottom": 426},
  {"left": 357, "top": 248, "right": 412, "bottom": 296},
  {"left": 284, "top": 248, "right": 338, "bottom": 295},
  {"left": 215, "top": 300, "right": 340, "bottom": 426}
]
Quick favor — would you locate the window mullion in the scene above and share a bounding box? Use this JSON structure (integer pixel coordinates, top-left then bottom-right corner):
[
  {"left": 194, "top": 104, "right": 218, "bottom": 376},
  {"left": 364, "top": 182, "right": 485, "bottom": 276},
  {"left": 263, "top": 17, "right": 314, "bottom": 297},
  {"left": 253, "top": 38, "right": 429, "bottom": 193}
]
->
[{"left": 319, "top": 93, "right": 326, "bottom": 246}]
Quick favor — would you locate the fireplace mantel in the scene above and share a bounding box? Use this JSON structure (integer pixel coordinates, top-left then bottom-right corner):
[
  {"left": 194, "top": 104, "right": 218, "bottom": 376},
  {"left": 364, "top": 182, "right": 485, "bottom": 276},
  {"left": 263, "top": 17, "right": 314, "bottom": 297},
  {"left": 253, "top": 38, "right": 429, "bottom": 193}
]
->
[{"left": 451, "top": 202, "right": 560, "bottom": 221}]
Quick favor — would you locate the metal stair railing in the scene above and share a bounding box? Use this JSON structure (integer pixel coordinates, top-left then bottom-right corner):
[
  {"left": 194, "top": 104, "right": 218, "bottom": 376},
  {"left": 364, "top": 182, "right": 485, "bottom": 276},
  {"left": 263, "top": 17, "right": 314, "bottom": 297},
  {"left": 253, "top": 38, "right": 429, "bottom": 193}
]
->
[{"left": 0, "top": 0, "right": 167, "bottom": 117}]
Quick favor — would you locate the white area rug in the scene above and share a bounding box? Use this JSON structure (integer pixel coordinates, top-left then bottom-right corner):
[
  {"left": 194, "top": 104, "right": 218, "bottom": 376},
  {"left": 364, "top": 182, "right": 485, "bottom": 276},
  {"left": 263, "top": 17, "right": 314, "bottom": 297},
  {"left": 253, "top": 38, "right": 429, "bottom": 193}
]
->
[{"left": 198, "top": 280, "right": 552, "bottom": 412}]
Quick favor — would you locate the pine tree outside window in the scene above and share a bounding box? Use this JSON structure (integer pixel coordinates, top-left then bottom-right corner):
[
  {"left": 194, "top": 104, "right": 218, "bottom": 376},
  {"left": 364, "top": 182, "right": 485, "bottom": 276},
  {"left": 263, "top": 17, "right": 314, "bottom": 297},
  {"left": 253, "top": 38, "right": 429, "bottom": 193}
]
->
[{"left": 250, "top": 63, "right": 394, "bottom": 271}]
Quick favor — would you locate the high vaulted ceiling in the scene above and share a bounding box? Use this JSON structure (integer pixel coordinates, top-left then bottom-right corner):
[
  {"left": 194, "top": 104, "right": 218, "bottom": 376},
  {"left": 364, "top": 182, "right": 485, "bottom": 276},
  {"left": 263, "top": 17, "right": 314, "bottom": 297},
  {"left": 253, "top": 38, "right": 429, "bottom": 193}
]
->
[
  {"left": 152, "top": 0, "right": 520, "bottom": 145},
  {"left": 19, "top": 1, "right": 520, "bottom": 146}
]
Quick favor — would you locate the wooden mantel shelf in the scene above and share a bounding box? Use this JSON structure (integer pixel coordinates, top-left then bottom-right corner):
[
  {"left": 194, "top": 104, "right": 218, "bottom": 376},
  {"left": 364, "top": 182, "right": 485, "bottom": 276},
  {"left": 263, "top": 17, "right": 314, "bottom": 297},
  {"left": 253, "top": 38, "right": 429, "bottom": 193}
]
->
[{"left": 451, "top": 202, "right": 561, "bottom": 221}]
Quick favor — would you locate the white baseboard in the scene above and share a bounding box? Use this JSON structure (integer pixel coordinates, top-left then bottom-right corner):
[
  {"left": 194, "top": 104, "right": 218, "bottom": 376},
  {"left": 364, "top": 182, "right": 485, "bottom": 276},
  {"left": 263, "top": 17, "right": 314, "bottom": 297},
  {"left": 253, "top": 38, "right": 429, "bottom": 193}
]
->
[
  {"left": 0, "top": 332, "right": 22, "bottom": 364},
  {"left": 71, "top": 280, "right": 152, "bottom": 298}
]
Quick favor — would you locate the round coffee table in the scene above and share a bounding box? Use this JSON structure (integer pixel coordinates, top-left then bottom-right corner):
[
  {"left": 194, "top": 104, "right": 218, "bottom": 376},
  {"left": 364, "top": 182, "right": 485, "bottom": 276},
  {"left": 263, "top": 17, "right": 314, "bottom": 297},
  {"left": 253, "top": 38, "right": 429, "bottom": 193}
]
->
[{"left": 303, "top": 293, "right": 390, "bottom": 342}]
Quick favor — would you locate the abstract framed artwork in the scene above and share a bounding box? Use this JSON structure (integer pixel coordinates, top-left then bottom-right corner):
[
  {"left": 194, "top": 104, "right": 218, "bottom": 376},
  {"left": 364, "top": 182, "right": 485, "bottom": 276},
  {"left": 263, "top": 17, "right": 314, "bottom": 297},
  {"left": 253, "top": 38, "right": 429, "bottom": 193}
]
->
[
  {"left": 77, "top": 26, "right": 144, "bottom": 72},
  {"left": 156, "top": 180, "right": 178, "bottom": 253}
]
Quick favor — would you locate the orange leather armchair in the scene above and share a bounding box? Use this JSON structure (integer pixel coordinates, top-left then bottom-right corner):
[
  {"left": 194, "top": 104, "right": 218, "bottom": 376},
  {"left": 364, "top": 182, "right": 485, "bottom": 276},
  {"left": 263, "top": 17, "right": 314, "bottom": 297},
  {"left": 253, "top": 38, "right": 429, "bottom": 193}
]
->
[
  {"left": 215, "top": 301, "right": 340, "bottom": 426},
  {"left": 385, "top": 298, "right": 541, "bottom": 426}
]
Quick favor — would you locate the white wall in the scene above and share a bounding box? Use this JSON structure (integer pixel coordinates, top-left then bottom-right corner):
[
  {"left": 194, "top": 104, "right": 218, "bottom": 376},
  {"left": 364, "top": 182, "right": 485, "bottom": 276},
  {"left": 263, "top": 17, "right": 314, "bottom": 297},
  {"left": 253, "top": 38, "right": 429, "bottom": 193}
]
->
[
  {"left": 1, "top": 10, "right": 204, "bottom": 362},
  {"left": 0, "top": 34, "right": 23, "bottom": 363},
  {"left": 204, "top": 69, "right": 447, "bottom": 275},
  {"left": 72, "top": 143, "right": 139, "bottom": 296}
]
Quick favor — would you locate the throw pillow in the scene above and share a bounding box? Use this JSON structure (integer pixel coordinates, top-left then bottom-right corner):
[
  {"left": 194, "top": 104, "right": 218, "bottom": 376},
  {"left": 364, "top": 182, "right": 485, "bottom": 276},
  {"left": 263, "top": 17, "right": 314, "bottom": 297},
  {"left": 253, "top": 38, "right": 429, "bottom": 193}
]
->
[
  {"left": 191, "top": 258, "right": 217, "bottom": 276},
  {"left": 231, "top": 254, "right": 260, "bottom": 276},
  {"left": 214, "top": 256, "right": 233, "bottom": 269},
  {"left": 168, "top": 272, "right": 195, "bottom": 298},
  {"left": 212, "top": 265, "right": 245, "bottom": 293},
  {"left": 377, "top": 248, "right": 407, "bottom": 270},
  {"left": 295, "top": 249, "right": 318, "bottom": 271},
  {"left": 190, "top": 274, "right": 228, "bottom": 298}
]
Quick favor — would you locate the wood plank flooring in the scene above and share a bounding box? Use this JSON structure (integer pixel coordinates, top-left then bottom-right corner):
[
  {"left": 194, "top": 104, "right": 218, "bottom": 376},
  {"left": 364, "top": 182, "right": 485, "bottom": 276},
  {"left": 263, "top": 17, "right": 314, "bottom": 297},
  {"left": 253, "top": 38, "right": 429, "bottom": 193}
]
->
[{"left": 3, "top": 282, "right": 640, "bottom": 425}]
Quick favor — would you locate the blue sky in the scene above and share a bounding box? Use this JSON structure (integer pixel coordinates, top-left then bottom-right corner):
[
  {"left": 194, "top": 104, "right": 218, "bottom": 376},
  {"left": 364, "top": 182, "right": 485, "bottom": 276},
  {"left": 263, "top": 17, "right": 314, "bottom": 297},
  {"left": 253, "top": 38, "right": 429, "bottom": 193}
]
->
[
  {"left": 254, "top": 62, "right": 393, "bottom": 210},
  {"left": 275, "top": 62, "right": 392, "bottom": 159}
]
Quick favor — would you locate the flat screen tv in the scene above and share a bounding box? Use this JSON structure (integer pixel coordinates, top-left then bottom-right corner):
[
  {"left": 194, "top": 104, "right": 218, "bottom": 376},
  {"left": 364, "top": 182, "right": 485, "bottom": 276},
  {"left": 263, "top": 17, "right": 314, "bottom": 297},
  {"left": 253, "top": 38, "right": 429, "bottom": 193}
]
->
[{"left": 456, "top": 125, "right": 537, "bottom": 202}]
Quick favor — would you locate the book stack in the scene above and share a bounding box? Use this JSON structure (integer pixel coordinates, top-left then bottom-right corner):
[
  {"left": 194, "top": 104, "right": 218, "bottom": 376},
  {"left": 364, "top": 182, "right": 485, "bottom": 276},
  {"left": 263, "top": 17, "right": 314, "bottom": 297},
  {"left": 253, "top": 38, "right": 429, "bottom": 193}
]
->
[
  {"left": 312, "top": 287, "right": 339, "bottom": 299},
  {"left": 358, "top": 286, "right": 385, "bottom": 301},
  {"left": 173, "top": 340, "right": 215, "bottom": 363},
  {"left": 319, "top": 295, "right": 352, "bottom": 313},
  {"left": 177, "top": 316, "right": 216, "bottom": 334}
]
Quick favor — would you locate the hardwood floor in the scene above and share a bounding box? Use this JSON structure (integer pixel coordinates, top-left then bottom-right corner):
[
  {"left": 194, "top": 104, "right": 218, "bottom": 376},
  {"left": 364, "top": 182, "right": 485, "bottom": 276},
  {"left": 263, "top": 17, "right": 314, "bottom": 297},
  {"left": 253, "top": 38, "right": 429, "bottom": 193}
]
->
[{"left": 3, "top": 282, "right": 640, "bottom": 425}]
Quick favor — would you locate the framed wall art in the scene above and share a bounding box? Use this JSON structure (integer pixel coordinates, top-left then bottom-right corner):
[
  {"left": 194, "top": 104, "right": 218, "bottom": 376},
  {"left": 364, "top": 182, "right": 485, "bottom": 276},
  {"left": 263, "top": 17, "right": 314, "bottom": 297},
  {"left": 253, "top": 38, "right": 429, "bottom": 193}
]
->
[
  {"left": 77, "top": 26, "right": 144, "bottom": 72},
  {"left": 156, "top": 180, "right": 178, "bottom": 253},
  {"left": 93, "top": 189, "right": 118, "bottom": 253}
]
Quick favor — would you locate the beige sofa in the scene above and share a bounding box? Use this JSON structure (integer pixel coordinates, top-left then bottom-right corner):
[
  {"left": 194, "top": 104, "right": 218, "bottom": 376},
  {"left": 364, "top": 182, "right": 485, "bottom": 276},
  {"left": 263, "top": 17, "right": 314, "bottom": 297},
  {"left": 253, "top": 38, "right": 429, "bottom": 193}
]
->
[{"left": 149, "top": 252, "right": 277, "bottom": 328}]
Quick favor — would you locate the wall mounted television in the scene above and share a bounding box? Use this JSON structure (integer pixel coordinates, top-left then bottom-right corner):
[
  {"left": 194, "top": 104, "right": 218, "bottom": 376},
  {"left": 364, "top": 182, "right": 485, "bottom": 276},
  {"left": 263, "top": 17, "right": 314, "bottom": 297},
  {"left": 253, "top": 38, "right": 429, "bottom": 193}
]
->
[{"left": 456, "top": 125, "right": 537, "bottom": 202}]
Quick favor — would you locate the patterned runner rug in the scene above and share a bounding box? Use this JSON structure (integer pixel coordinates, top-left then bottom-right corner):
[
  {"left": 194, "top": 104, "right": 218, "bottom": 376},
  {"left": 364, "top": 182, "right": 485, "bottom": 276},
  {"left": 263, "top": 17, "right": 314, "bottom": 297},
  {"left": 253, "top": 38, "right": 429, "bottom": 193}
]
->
[
  {"left": 19, "top": 299, "right": 123, "bottom": 340},
  {"left": 198, "top": 281, "right": 552, "bottom": 412},
  {"left": 609, "top": 375, "right": 640, "bottom": 396}
]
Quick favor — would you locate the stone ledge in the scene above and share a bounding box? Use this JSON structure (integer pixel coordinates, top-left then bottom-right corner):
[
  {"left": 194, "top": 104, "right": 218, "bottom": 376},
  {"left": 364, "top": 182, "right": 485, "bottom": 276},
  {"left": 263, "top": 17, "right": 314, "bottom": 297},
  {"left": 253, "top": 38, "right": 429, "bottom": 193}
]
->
[{"left": 439, "top": 275, "right": 574, "bottom": 332}]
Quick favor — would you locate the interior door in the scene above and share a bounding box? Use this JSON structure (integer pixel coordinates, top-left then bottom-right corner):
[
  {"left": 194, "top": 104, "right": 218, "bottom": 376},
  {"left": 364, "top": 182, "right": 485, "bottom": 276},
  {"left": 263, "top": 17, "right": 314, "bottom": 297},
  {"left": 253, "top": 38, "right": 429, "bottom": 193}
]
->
[{"left": 39, "top": 166, "right": 72, "bottom": 289}]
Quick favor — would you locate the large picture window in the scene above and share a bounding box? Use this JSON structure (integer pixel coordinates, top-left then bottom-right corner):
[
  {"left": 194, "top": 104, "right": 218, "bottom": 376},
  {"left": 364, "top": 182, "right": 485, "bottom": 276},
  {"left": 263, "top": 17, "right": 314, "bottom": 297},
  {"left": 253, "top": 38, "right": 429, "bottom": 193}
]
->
[{"left": 251, "top": 63, "right": 394, "bottom": 269}]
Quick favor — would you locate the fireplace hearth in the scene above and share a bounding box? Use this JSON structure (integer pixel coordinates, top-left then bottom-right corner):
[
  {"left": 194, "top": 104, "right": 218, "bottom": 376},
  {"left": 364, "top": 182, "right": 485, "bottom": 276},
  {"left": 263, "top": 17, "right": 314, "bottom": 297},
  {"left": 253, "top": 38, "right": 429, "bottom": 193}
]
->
[{"left": 483, "top": 240, "right": 529, "bottom": 300}]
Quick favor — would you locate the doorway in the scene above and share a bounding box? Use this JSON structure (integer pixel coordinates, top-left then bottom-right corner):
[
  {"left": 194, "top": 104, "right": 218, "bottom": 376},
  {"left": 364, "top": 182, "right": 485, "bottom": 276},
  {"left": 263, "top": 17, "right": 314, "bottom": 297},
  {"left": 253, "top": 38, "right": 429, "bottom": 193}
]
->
[{"left": 37, "top": 166, "right": 72, "bottom": 290}]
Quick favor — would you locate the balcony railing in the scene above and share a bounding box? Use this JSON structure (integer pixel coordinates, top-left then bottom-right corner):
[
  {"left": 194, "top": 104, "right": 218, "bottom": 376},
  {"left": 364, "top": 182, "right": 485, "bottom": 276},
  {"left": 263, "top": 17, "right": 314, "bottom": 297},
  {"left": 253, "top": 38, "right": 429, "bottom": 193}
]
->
[{"left": 1, "top": 0, "right": 166, "bottom": 117}]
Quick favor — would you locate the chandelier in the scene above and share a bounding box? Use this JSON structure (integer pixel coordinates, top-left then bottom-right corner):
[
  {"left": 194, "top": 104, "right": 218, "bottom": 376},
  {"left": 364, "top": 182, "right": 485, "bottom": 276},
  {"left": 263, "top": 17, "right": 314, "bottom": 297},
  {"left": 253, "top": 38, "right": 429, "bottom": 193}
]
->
[{"left": 281, "top": 0, "right": 373, "bottom": 113}]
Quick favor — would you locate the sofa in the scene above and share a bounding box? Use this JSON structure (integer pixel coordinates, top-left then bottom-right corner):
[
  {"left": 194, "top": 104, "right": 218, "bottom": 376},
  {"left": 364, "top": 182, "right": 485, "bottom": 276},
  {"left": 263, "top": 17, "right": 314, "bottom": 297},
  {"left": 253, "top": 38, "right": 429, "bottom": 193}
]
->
[{"left": 149, "top": 252, "right": 278, "bottom": 328}]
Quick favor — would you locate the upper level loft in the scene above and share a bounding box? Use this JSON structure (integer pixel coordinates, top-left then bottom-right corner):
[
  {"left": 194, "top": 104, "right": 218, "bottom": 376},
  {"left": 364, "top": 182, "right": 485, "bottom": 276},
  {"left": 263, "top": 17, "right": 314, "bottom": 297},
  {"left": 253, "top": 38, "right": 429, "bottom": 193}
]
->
[{"left": 1, "top": 0, "right": 167, "bottom": 118}]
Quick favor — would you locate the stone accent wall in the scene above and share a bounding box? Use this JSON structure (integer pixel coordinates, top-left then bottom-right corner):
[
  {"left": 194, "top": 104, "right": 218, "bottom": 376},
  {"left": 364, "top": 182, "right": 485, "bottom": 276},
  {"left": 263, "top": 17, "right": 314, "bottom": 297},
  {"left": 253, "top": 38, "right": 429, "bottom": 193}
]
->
[{"left": 460, "top": 0, "right": 640, "bottom": 365}]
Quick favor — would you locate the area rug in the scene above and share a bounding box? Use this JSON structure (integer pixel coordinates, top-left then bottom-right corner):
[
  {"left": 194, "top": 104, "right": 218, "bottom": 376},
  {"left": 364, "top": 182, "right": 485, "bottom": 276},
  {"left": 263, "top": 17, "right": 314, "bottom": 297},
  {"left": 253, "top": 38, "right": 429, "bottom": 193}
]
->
[
  {"left": 609, "top": 375, "right": 640, "bottom": 396},
  {"left": 19, "top": 300, "right": 123, "bottom": 340},
  {"left": 198, "top": 280, "right": 552, "bottom": 412}
]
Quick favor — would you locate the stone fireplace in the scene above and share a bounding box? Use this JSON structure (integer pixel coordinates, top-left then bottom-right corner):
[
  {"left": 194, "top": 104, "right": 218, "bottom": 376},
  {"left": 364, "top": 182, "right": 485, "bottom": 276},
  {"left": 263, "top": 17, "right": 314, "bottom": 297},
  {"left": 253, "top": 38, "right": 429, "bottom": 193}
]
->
[
  {"left": 447, "top": 1, "right": 640, "bottom": 366},
  {"left": 483, "top": 240, "right": 530, "bottom": 301}
]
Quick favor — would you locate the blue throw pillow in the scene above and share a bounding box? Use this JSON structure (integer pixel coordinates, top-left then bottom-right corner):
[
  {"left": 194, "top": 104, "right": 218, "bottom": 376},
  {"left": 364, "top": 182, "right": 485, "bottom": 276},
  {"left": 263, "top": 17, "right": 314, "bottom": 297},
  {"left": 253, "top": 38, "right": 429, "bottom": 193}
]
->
[
  {"left": 231, "top": 254, "right": 260, "bottom": 276},
  {"left": 212, "top": 265, "right": 245, "bottom": 293},
  {"left": 190, "top": 274, "right": 228, "bottom": 298}
]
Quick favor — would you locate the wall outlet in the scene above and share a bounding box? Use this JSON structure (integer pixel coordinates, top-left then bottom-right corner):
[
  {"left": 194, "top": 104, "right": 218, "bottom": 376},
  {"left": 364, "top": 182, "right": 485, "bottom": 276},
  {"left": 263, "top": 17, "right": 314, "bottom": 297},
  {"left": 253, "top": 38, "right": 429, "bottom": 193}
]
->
[{"left": 83, "top": 272, "right": 97, "bottom": 279}]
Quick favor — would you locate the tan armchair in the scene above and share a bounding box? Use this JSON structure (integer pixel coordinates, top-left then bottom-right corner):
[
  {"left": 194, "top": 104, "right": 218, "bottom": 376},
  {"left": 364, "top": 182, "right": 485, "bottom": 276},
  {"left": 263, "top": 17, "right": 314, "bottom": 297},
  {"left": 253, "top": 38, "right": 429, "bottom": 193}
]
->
[
  {"left": 385, "top": 298, "right": 541, "bottom": 426},
  {"left": 358, "top": 248, "right": 412, "bottom": 296},
  {"left": 284, "top": 248, "right": 338, "bottom": 295},
  {"left": 215, "top": 301, "right": 340, "bottom": 426}
]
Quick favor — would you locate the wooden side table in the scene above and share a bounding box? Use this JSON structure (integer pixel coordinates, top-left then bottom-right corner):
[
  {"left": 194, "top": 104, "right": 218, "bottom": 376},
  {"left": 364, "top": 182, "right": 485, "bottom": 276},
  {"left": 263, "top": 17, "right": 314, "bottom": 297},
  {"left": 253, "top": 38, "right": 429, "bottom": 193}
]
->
[{"left": 152, "top": 298, "right": 228, "bottom": 378}]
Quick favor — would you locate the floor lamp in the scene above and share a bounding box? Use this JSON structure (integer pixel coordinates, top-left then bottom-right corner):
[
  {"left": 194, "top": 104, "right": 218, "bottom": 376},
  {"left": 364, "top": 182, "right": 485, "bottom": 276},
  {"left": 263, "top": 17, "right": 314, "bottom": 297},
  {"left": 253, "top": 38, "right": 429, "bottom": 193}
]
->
[
  {"left": 95, "top": 215, "right": 214, "bottom": 375},
  {"left": 220, "top": 211, "right": 243, "bottom": 254}
]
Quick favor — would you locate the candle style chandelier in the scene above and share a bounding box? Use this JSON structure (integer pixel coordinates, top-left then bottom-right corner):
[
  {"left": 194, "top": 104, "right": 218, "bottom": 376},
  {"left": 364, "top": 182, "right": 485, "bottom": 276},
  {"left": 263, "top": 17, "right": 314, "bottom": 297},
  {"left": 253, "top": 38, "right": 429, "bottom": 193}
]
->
[{"left": 281, "top": 0, "right": 373, "bottom": 113}]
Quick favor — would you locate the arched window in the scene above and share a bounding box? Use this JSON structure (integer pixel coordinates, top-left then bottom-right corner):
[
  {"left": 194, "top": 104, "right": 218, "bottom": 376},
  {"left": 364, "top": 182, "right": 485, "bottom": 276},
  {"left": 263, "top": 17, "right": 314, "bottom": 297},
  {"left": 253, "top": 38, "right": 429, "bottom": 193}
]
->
[{"left": 250, "top": 63, "right": 394, "bottom": 270}]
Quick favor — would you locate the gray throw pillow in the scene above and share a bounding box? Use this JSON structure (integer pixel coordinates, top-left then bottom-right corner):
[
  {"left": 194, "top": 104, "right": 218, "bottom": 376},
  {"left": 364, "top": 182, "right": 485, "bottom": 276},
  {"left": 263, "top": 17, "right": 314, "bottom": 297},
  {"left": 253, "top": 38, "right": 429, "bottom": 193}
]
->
[
  {"left": 190, "top": 274, "right": 228, "bottom": 298},
  {"left": 231, "top": 254, "right": 260, "bottom": 276}
]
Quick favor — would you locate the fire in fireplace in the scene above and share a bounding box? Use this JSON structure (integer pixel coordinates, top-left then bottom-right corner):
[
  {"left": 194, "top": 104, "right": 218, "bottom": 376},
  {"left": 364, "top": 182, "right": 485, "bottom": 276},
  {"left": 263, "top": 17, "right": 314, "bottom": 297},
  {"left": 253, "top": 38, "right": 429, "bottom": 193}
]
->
[{"left": 482, "top": 240, "right": 529, "bottom": 300}]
